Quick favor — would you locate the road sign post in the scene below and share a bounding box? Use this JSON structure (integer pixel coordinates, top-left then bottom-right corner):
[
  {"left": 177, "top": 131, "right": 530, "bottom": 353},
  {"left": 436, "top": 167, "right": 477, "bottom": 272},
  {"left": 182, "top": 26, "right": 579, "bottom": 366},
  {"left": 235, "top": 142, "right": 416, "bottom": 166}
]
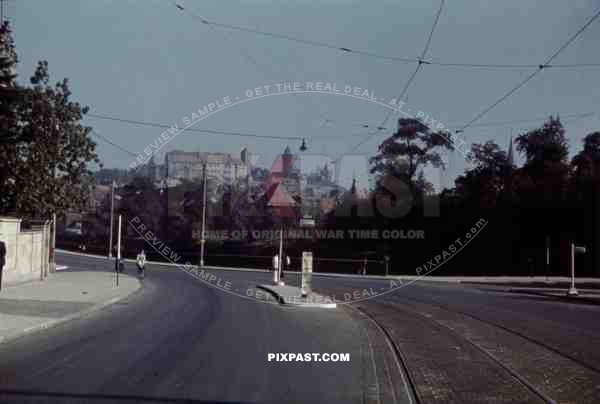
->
[{"left": 568, "top": 243, "right": 586, "bottom": 297}]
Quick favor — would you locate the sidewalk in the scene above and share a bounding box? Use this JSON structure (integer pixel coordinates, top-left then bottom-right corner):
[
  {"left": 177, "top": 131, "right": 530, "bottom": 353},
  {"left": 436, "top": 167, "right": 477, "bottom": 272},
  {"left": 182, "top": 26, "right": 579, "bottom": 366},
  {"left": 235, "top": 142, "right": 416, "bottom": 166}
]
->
[
  {"left": 257, "top": 284, "right": 336, "bottom": 308},
  {"left": 0, "top": 270, "right": 140, "bottom": 345}
]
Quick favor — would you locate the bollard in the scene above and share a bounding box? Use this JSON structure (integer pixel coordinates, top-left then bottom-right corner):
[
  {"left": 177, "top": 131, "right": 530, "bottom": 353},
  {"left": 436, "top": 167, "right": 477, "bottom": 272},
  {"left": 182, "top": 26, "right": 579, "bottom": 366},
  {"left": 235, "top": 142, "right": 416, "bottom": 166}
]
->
[
  {"left": 272, "top": 254, "right": 279, "bottom": 285},
  {"left": 301, "top": 251, "right": 313, "bottom": 297}
]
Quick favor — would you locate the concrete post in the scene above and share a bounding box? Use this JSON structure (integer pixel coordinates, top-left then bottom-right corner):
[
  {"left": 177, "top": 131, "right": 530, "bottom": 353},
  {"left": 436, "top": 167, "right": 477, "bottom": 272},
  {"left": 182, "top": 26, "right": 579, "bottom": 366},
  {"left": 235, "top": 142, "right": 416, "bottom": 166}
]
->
[
  {"left": 273, "top": 254, "right": 279, "bottom": 284},
  {"left": 568, "top": 243, "right": 578, "bottom": 296},
  {"left": 278, "top": 224, "right": 284, "bottom": 285}
]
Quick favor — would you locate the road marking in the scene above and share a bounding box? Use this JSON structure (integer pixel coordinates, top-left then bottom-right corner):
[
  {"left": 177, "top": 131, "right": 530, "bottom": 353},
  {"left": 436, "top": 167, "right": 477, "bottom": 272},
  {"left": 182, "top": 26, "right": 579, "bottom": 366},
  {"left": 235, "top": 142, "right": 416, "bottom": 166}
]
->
[{"left": 55, "top": 265, "right": 69, "bottom": 271}]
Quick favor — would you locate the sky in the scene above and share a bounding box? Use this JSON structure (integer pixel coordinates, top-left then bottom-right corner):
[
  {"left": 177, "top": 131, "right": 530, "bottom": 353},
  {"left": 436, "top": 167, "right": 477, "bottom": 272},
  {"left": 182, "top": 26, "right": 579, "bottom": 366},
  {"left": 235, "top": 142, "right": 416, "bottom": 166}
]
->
[{"left": 11, "top": 0, "right": 600, "bottom": 190}]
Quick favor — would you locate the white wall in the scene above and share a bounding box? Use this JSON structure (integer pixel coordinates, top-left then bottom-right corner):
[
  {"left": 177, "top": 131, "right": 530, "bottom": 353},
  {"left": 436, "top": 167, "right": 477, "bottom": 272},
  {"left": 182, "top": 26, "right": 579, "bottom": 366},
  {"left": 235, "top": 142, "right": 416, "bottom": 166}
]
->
[{"left": 0, "top": 217, "right": 51, "bottom": 287}]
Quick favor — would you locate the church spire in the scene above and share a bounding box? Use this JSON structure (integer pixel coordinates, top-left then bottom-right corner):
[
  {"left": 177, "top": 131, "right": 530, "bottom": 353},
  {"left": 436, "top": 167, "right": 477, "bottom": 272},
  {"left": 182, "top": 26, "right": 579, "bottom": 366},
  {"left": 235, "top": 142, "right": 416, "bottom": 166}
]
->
[{"left": 350, "top": 172, "right": 357, "bottom": 195}]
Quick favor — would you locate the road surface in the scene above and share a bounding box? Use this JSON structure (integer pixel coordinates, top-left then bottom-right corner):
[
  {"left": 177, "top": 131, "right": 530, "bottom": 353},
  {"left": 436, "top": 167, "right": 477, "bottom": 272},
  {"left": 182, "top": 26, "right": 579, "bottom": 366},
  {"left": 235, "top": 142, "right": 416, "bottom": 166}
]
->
[
  {"left": 312, "top": 275, "right": 600, "bottom": 403},
  {"left": 0, "top": 253, "right": 408, "bottom": 404},
  {"left": 2, "top": 252, "right": 600, "bottom": 403}
]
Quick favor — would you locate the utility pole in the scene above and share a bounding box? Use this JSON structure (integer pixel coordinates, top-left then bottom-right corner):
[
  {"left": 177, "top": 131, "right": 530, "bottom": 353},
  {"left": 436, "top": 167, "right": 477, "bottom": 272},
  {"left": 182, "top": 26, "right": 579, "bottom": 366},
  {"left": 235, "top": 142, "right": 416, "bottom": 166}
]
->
[
  {"left": 51, "top": 213, "right": 56, "bottom": 273},
  {"left": 200, "top": 162, "right": 207, "bottom": 267},
  {"left": 545, "top": 235, "right": 550, "bottom": 282},
  {"left": 108, "top": 180, "right": 115, "bottom": 258},
  {"left": 50, "top": 122, "right": 59, "bottom": 273}
]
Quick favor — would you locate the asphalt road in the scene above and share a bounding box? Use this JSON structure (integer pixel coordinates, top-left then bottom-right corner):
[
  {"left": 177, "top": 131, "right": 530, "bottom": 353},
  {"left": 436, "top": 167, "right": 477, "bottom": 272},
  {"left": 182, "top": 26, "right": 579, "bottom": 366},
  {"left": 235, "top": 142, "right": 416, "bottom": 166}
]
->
[
  {"left": 312, "top": 276, "right": 600, "bottom": 403},
  {"left": 3, "top": 253, "right": 600, "bottom": 403},
  {"left": 0, "top": 253, "right": 410, "bottom": 404}
]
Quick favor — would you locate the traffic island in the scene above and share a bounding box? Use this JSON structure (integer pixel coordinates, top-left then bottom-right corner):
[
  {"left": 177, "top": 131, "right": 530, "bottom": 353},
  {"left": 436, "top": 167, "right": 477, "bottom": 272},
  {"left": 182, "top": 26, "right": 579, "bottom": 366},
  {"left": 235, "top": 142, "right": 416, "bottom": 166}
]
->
[{"left": 256, "top": 284, "right": 336, "bottom": 308}]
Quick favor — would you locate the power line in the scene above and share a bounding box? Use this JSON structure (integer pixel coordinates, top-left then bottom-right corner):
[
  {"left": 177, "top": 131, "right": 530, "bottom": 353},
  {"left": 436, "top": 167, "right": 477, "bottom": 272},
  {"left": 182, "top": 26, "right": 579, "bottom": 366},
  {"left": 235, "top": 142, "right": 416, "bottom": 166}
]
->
[
  {"left": 173, "top": 1, "right": 320, "bottom": 145},
  {"left": 174, "top": 3, "right": 416, "bottom": 64},
  {"left": 173, "top": 2, "right": 600, "bottom": 71},
  {"left": 344, "top": 0, "right": 445, "bottom": 155},
  {"left": 420, "top": 0, "right": 445, "bottom": 61},
  {"left": 426, "top": 61, "right": 600, "bottom": 70},
  {"left": 447, "top": 111, "right": 595, "bottom": 130},
  {"left": 91, "top": 130, "right": 138, "bottom": 157},
  {"left": 172, "top": 1, "right": 279, "bottom": 79},
  {"left": 86, "top": 112, "right": 303, "bottom": 141},
  {"left": 307, "top": 112, "right": 596, "bottom": 141},
  {"left": 456, "top": 7, "right": 600, "bottom": 133}
]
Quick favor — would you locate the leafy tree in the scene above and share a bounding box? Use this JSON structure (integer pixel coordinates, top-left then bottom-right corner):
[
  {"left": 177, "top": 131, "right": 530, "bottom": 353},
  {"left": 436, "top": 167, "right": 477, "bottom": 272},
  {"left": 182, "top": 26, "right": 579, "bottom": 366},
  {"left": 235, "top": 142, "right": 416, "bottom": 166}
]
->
[
  {"left": 455, "top": 141, "right": 511, "bottom": 208},
  {"left": 514, "top": 116, "right": 569, "bottom": 208},
  {"left": 0, "top": 20, "right": 22, "bottom": 145},
  {"left": 0, "top": 21, "right": 21, "bottom": 212},
  {"left": 0, "top": 56, "right": 99, "bottom": 218},
  {"left": 370, "top": 118, "right": 451, "bottom": 202},
  {"left": 571, "top": 132, "right": 600, "bottom": 274},
  {"left": 571, "top": 132, "right": 600, "bottom": 188}
]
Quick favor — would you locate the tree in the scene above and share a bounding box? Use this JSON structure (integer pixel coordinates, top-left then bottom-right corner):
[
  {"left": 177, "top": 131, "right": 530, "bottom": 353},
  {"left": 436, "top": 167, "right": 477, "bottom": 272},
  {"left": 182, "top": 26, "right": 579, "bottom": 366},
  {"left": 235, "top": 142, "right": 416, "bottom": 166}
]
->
[
  {"left": 0, "top": 21, "right": 21, "bottom": 212},
  {"left": 455, "top": 141, "right": 511, "bottom": 208},
  {"left": 0, "top": 20, "right": 22, "bottom": 145},
  {"left": 0, "top": 59, "right": 99, "bottom": 218},
  {"left": 571, "top": 132, "right": 600, "bottom": 188},
  {"left": 514, "top": 116, "right": 569, "bottom": 208},
  {"left": 370, "top": 118, "right": 451, "bottom": 202}
]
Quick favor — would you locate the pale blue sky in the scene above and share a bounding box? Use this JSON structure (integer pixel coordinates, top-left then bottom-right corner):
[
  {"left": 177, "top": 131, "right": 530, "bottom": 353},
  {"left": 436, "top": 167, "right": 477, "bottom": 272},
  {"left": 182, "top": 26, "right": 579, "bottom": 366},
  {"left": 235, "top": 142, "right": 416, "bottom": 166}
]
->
[{"left": 13, "top": 0, "right": 600, "bottom": 190}]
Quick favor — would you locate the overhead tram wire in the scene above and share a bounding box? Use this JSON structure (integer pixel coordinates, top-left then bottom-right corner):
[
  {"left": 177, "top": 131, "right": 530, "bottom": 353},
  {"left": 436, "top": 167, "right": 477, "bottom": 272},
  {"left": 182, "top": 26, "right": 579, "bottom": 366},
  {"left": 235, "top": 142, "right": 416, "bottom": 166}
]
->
[
  {"left": 173, "top": 2, "right": 600, "bottom": 72},
  {"left": 455, "top": 6, "right": 600, "bottom": 134},
  {"left": 173, "top": 1, "right": 326, "bottom": 150},
  {"left": 173, "top": 2, "right": 279, "bottom": 80},
  {"left": 173, "top": 2, "right": 416, "bottom": 65},
  {"left": 344, "top": 0, "right": 446, "bottom": 156},
  {"left": 425, "top": 61, "right": 600, "bottom": 70},
  {"left": 446, "top": 111, "right": 596, "bottom": 131},
  {"left": 86, "top": 112, "right": 303, "bottom": 141},
  {"left": 91, "top": 131, "right": 138, "bottom": 157},
  {"left": 310, "top": 111, "right": 596, "bottom": 141}
]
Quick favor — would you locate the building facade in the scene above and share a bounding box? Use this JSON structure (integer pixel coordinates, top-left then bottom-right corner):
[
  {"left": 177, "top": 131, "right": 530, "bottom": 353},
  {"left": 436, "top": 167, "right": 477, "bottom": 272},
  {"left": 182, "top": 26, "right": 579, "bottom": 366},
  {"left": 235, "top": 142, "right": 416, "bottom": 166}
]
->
[{"left": 164, "top": 149, "right": 249, "bottom": 185}]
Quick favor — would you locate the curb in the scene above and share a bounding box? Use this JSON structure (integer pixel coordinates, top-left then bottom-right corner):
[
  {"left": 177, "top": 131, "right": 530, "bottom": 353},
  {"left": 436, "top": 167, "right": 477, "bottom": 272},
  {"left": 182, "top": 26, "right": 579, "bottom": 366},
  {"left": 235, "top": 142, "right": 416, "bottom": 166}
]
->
[
  {"left": 57, "top": 250, "right": 600, "bottom": 286},
  {"left": 0, "top": 276, "right": 142, "bottom": 346},
  {"left": 507, "top": 288, "right": 600, "bottom": 306},
  {"left": 56, "top": 250, "right": 419, "bottom": 280},
  {"left": 57, "top": 249, "right": 270, "bottom": 274},
  {"left": 256, "top": 285, "right": 336, "bottom": 309}
]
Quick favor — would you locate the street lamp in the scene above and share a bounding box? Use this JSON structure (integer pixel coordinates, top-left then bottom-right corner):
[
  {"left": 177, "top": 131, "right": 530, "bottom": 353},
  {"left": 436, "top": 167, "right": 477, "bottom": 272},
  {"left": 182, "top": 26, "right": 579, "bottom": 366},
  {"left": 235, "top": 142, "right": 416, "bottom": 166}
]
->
[
  {"left": 200, "top": 162, "right": 207, "bottom": 267},
  {"left": 299, "top": 138, "right": 307, "bottom": 152}
]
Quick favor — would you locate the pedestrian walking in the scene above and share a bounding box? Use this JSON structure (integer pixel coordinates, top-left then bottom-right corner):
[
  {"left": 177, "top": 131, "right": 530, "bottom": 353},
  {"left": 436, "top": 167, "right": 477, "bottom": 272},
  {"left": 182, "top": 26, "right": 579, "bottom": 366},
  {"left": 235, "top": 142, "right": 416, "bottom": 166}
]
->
[{"left": 136, "top": 249, "right": 146, "bottom": 279}]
